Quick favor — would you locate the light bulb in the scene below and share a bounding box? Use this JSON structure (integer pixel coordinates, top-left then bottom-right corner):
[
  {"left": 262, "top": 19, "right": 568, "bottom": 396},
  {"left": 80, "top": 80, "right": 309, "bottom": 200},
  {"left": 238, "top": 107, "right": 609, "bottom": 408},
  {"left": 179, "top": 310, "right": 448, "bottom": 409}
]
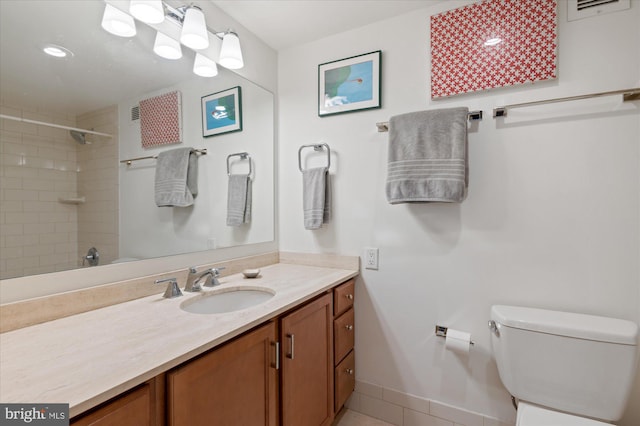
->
[
  {"left": 101, "top": 4, "right": 136, "bottom": 37},
  {"left": 193, "top": 53, "right": 218, "bottom": 77},
  {"left": 130, "top": 0, "right": 165, "bottom": 24},
  {"left": 181, "top": 6, "right": 209, "bottom": 50},
  {"left": 153, "top": 32, "right": 182, "bottom": 60},
  {"left": 219, "top": 31, "right": 244, "bottom": 69}
]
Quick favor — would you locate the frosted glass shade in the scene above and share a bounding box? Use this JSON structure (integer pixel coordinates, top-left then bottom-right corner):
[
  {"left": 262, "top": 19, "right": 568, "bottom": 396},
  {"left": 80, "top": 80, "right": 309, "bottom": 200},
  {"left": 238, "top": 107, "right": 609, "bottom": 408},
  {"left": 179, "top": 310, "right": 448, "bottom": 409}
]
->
[
  {"left": 219, "top": 31, "right": 244, "bottom": 69},
  {"left": 101, "top": 4, "right": 136, "bottom": 37},
  {"left": 193, "top": 53, "right": 218, "bottom": 77},
  {"left": 180, "top": 6, "right": 209, "bottom": 50},
  {"left": 130, "top": 0, "right": 164, "bottom": 24},
  {"left": 153, "top": 32, "right": 182, "bottom": 60}
]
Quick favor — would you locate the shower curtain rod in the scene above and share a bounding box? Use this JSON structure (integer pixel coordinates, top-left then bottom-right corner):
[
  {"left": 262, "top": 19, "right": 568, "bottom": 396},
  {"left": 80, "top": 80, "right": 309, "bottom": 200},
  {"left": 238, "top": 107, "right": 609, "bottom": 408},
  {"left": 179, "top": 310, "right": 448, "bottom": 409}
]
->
[{"left": 0, "top": 114, "right": 113, "bottom": 138}]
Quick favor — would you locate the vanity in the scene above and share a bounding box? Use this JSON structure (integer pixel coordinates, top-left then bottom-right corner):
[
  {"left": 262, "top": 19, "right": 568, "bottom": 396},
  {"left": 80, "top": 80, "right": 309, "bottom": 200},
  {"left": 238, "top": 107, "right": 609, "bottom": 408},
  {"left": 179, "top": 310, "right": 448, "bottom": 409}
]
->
[{"left": 0, "top": 253, "right": 358, "bottom": 425}]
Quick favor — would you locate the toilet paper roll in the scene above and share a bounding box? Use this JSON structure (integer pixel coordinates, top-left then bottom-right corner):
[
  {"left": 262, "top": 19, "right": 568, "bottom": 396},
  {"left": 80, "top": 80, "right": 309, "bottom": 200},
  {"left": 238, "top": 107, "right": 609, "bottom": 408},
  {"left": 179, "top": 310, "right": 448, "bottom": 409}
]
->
[{"left": 445, "top": 329, "right": 471, "bottom": 354}]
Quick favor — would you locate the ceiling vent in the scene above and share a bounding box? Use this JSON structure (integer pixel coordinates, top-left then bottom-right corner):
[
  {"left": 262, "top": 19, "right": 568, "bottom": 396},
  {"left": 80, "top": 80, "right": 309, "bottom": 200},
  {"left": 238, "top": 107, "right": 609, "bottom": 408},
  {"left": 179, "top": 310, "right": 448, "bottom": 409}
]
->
[{"left": 568, "top": 0, "right": 630, "bottom": 21}]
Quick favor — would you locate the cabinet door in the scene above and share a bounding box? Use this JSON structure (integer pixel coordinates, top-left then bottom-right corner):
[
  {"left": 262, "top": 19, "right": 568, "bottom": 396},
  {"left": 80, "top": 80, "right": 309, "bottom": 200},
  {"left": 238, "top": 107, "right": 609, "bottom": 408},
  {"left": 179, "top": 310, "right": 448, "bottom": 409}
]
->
[
  {"left": 167, "top": 321, "right": 278, "bottom": 426},
  {"left": 280, "top": 293, "right": 333, "bottom": 426},
  {"left": 71, "top": 380, "right": 158, "bottom": 426}
]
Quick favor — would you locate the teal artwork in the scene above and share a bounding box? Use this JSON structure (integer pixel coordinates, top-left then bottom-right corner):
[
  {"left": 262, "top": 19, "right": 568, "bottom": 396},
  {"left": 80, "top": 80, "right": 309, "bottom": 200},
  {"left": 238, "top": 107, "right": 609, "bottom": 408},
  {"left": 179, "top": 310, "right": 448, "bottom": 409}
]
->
[
  {"left": 318, "top": 51, "right": 380, "bottom": 117},
  {"left": 323, "top": 60, "right": 373, "bottom": 107},
  {"left": 201, "top": 86, "right": 242, "bottom": 137},
  {"left": 205, "top": 94, "right": 236, "bottom": 130}
]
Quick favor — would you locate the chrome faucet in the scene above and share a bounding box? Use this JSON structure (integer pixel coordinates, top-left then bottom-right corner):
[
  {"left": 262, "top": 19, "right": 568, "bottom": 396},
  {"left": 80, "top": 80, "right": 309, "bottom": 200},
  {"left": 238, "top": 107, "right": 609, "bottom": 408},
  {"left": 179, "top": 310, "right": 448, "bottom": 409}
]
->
[
  {"left": 184, "top": 267, "right": 226, "bottom": 292},
  {"left": 155, "top": 277, "right": 182, "bottom": 298}
]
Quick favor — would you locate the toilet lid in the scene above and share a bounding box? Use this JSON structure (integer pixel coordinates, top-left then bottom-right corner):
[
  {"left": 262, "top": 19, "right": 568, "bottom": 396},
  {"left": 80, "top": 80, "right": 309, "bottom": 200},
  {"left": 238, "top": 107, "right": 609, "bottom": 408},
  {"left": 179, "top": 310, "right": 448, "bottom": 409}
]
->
[{"left": 517, "top": 402, "right": 612, "bottom": 426}]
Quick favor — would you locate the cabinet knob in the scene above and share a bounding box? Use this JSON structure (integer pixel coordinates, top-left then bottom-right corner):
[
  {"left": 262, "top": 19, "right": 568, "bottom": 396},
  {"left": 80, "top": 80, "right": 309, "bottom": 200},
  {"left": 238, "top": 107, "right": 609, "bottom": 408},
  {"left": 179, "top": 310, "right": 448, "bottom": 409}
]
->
[
  {"left": 345, "top": 294, "right": 354, "bottom": 300},
  {"left": 345, "top": 368, "right": 354, "bottom": 375},
  {"left": 345, "top": 324, "right": 353, "bottom": 331}
]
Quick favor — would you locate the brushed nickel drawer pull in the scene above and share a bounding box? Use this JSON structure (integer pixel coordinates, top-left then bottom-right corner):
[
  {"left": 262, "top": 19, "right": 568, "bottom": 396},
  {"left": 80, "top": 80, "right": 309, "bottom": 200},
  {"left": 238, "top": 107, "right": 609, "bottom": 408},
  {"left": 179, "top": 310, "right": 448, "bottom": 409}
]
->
[
  {"left": 345, "top": 325, "right": 353, "bottom": 331},
  {"left": 345, "top": 294, "right": 354, "bottom": 300},
  {"left": 345, "top": 368, "right": 354, "bottom": 375}
]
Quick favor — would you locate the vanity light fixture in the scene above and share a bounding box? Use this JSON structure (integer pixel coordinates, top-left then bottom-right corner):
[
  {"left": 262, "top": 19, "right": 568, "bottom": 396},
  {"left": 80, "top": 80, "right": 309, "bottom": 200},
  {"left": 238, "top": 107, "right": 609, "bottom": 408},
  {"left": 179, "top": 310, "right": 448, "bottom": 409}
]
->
[
  {"left": 218, "top": 31, "right": 244, "bottom": 69},
  {"left": 101, "top": 1, "right": 245, "bottom": 77},
  {"left": 129, "top": 0, "right": 165, "bottom": 24},
  {"left": 180, "top": 5, "right": 209, "bottom": 50},
  {"left": 193, "top": 53, "right": 218, "bottom": 77},
  {"left": 153, "top": 31, "right": 182, "bottom": 59},
  {"left": 101, "top": 3, "right": 136, "bottom": 37}
]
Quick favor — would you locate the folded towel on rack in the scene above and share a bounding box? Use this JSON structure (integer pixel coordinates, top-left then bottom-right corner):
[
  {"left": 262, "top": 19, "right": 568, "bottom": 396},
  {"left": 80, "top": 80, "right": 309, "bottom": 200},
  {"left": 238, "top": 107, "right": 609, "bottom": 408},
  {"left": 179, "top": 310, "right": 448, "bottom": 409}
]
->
[
  {"left": 386, "top": 107, "right": 469, "bottom": 204},
  {"left": 227, "top": 174, "right": 252, "bottom": 226},
  {"left": 303, "top": 167, "right": 331, "bottom": 230},
  {"left": 154, "top": 147, "right": 198, "bottom": 207}
]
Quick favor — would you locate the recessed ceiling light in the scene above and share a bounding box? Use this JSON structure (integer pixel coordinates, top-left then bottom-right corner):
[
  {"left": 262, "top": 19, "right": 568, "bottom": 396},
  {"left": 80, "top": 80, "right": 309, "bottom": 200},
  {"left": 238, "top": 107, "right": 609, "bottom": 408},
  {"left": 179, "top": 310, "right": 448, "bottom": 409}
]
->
[{"left": 43, "top": 44, "right": 74, "bottom": 58}]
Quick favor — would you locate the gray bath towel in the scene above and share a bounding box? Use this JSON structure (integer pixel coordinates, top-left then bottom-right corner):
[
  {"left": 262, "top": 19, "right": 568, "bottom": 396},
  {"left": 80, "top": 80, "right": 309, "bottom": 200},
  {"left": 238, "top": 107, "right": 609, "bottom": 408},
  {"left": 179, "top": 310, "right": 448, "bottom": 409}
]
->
[
  {"left": 302, "top": 167, "right": 331, "bottom": 230},
  {"left": 386, "top": 107, "right": 469, "bottom": 204},
  {"left": 154, "top": 147, "right": 198, "bottom": 207},
  {"left": 227, "top": 174, "right": 252, "bottom": 226}
]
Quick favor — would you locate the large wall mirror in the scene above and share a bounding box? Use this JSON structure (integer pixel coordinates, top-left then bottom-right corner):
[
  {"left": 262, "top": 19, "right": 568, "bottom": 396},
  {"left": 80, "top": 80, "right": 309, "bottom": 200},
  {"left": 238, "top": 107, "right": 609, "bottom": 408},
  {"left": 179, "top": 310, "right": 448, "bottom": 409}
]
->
[{"left": 0, "top": 0, "right": 275, "bottom": 281}]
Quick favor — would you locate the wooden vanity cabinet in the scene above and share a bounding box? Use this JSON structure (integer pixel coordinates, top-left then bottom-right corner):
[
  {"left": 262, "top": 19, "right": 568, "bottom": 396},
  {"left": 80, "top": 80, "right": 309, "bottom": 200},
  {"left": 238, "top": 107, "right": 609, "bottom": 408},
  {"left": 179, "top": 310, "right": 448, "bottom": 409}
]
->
[
  {"left": 166, "top": 321, "right": 278, "bottom": 426},
  {"left": 71, "top": 278, "right": 356, "bottom": 426},
  {"left": 280, "top": 293, "right": 334, "bottom": 426},
  {"left": 333, "top": 279, "right": 355, "bottom": 412},
  {"left": 71, "top": 378, "right": 162, "bottom": 426}
]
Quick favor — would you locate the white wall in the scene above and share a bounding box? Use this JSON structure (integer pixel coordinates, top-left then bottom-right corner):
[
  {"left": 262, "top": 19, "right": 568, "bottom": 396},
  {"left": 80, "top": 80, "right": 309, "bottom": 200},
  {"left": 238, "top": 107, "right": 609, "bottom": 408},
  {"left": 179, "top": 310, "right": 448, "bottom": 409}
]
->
[{"left": 278, "top": 1, "right": 640, "bottom": 424}]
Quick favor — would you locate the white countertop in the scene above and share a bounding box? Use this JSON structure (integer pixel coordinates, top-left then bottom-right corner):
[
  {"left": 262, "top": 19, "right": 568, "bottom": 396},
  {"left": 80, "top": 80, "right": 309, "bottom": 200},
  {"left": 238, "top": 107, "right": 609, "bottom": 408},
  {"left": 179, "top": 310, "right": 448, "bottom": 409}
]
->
[{"left": 0, "top": 263, "right": 357, "bottom": 417}]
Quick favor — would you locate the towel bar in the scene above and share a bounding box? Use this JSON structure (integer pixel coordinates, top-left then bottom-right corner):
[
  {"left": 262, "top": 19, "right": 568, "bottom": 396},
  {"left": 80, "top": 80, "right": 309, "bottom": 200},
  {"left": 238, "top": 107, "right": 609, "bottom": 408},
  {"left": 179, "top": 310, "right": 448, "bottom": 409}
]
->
[
  {"left": 227, "top": 152, "right": 252, "bottom": 176},
  {"left": 120, "top": 148, "right": 207, "bottom": 165},
  {"left": 298, "top": 143, "right": 331, "bottom": 172},
  {"left": 376, "top": 110, "right": 483, "bottom": 132}
]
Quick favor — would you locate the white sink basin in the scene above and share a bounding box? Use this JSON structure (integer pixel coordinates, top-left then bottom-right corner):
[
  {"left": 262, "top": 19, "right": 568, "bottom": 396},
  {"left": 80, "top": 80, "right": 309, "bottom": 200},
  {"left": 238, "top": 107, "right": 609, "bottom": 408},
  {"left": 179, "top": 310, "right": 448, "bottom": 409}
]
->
[{"left": 180, "top": 287, "right": 275, "bottom": 314}]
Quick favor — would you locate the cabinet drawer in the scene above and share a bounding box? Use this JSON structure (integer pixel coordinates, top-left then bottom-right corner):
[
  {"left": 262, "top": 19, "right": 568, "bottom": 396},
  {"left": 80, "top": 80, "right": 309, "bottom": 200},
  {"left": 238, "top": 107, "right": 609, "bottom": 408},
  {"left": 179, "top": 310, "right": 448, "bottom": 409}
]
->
[
  {"left": 333, "top": 279, "right": 355, "bottom": 316},
  {"left": 334, "top": 350, "right": 355, "bottom": 412},
  {"left": 334, "top": 308, "right": 354, "bottom": 364}
]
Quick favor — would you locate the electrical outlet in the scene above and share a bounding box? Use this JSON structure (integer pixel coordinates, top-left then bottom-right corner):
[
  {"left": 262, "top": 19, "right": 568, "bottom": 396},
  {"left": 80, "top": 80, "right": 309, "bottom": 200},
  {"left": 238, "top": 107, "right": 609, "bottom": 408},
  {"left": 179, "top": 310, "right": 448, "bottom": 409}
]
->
[{"left": 364, "top": 247, "right": 379, "bottom": 270}]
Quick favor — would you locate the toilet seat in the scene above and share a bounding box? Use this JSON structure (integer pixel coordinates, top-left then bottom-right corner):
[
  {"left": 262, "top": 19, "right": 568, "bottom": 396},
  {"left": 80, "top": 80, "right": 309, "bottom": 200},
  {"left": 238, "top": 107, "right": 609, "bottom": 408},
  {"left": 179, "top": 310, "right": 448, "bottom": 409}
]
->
[{"left": 517, "top": 402, "right": 612, "bottom": 426}]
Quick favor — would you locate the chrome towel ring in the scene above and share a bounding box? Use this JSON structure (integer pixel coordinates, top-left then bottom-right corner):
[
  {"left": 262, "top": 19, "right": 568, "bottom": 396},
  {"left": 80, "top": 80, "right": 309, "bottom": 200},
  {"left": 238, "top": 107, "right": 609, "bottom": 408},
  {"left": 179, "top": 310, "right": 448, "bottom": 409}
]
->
[
  {"left": 298, "top": 143, "right": 330, "bottom": 172},
  {"left": 227, "top": 152, "right": 252, "bottom": 176}
]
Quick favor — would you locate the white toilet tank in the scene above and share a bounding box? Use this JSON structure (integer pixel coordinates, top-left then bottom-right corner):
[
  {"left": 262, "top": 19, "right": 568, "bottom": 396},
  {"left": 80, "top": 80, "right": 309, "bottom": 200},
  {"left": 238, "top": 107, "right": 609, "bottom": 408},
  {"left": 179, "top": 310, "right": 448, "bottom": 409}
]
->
[{"left": 489, "top": 305, "right": 638, "bottom": 422}]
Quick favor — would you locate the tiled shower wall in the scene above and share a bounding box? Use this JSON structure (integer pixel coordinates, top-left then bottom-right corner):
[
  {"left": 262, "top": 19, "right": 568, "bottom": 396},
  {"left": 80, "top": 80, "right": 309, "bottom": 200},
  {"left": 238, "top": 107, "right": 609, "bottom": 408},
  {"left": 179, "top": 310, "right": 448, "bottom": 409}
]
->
[
  {"left": 0, "top": 103, "right": 118, "bottom": 279},
  {"left": 76, "top": 106, "right": 119, "bottom": 266}
]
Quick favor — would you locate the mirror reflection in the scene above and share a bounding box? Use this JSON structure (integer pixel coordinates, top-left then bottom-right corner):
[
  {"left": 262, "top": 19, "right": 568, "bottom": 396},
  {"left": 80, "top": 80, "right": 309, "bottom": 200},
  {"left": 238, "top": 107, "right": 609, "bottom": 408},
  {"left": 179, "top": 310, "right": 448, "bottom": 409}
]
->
[{"left": 0, "top": 0, "right": 275, "bottom": 280}]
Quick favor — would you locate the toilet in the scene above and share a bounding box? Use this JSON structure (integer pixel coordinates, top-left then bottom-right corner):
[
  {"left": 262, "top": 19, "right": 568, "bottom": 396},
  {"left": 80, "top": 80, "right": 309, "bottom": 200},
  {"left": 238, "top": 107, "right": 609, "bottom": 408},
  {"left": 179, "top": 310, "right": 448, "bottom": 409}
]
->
[{"left": 489, "top": 305, "right": 639, "bottom": 425}]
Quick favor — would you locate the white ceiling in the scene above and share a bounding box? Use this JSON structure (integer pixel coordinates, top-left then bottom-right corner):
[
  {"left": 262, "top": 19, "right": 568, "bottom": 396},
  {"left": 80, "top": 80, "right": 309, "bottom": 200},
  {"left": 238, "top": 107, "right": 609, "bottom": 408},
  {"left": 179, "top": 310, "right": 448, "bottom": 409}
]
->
[{"left": 211, "top": 1, "right": 441, "bottom": 51}]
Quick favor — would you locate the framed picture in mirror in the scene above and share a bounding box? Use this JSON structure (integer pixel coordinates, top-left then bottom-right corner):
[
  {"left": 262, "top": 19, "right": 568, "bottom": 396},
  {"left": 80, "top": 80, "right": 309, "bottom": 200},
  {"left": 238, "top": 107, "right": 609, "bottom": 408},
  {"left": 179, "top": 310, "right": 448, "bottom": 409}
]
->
[{"left": 201, "top": 86, "right": 243, "bottom": 137}]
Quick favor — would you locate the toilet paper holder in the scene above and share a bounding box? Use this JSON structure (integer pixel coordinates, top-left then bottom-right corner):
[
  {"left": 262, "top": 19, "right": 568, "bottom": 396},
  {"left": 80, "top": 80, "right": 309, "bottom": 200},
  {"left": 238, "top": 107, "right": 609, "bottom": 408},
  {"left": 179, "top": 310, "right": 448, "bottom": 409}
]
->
[{"left": 435, "top": 325, "right": 475, "bottom": 345}]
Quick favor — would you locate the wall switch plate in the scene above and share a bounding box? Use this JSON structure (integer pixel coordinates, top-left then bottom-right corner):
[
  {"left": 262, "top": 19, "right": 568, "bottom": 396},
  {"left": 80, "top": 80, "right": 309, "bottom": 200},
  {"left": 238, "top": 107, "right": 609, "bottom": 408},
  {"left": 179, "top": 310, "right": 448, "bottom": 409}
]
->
[{"left": 364, "top": 247, "right": 379, "bottom": 270}]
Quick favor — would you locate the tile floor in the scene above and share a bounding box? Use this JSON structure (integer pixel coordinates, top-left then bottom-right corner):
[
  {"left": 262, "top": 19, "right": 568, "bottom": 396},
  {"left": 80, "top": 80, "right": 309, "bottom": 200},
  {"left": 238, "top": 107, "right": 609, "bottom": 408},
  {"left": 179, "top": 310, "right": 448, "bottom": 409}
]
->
[{"left": 334, "top": 409, "right": 394, "bottom": 426}]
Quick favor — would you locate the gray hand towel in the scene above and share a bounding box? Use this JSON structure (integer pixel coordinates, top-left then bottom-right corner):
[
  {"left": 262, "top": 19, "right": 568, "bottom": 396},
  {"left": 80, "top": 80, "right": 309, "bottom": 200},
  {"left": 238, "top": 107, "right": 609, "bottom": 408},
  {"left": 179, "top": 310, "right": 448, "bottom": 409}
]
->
[
  {"left": 154, "top": 147, "right": 198, "bottom": 207},
  {"left": 303, "top": 167, "right": 331, "bottom": 230},
  {"left": 227, "top": 174, "right": 252, "bottom": 226},
  {"left": 386, "top": 107, "right": 469, "bottom": 204}
]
